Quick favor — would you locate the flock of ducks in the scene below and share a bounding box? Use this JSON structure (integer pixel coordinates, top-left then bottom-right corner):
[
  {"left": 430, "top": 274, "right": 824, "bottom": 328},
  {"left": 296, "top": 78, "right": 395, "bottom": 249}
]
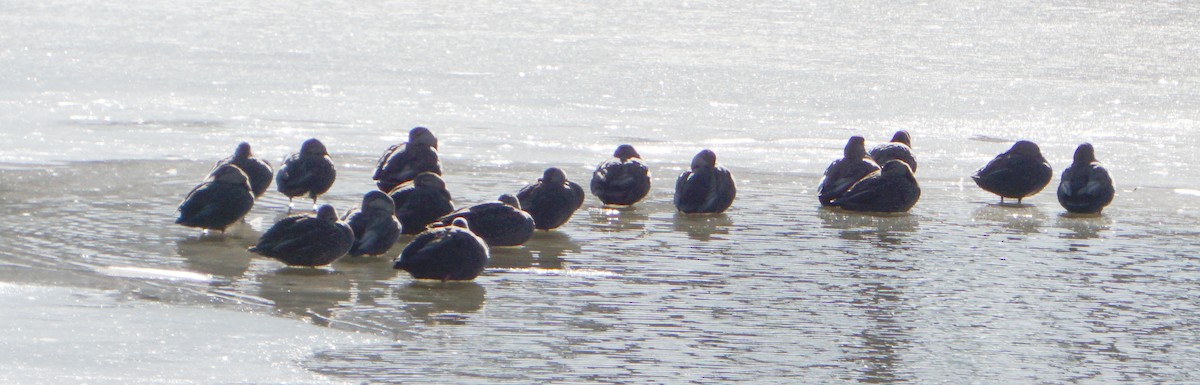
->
[{"left": 175, "top": 128, "right": 1115, "bottom": 281}]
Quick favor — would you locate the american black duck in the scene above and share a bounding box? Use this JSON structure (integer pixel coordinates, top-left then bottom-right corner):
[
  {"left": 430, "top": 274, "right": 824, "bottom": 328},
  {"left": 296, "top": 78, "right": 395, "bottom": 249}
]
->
[
  {"left": 248, "top": 204, "right": 354, "bottom": 267},
  {"left": 590, "top": 144, "right": 652, "bottom": 206},
  {"left": 394, "top": 217, "right": 489, "bottom": 281},
  {"left": 972, "top": 140, "right": 1053, "bottom": 204},
  {"left": 516, "top": 167, "right": 586, "bottom": 230},
  {"left": 437, "top": 194, "right": 535, "bottom": 246},
  {"left": 1057, "top": 143, "right": 1115, "bottom": 214},
  {"left": 673, "top": 149, "right": 736, "bottom": 214},
  {"left": 374, "top": 126, "right": 442, "bottom": 192}
]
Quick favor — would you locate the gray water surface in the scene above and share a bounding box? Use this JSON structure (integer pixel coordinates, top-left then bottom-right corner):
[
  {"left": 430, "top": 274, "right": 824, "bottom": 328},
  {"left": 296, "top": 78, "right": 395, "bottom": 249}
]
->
[{"left": 2, "top": 0, "right": 1199, "bottom": 383}]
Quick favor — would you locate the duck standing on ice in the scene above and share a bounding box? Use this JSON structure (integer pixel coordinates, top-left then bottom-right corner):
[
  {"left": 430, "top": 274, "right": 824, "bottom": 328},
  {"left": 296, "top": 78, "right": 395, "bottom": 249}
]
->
[
  {"left": 176, "top": 164, "right": 255, "bottom": 233},
  {"left": 829, "top": 160, "right": 920, "bottom": 213},
  {"left": 517, "top": 167, "right": 585, "bottom": 230},
  {"left": 394, "top": 217, "right": 489, "bottom": 281},
  {"left": 437, "top": 194, "right": 535, "bottom": 247},
  {"left": 345, "top": 191, "right": 402, "bottom": 257},
  {"left": 590, "top": 144, "right": 652, "bottom": 206},
  {"left": 374, "top": 126, "right": 442, "bottom": 193},
  {"left": 275, "top": 138, "right": 336, "bottom": 210},
  {"left": 248, "top": 204, "right": 354, "bottom": 267},
  {"left": 972, "top": 140, "right": 1052, "bottom": 205},
  {"left": 674, "top": 149, "right": 736, "bottom": 214},
  {"left": 1057, "top": 143, "right": 1115, "bottom": 214},
  {"left": 818, "top": 136, "right": 879, "bottom": 206},
  {"left": 212, "top": 142, "right": 273, "bottom": 199},
  {"left": 868, "top": 130, "right": 917, "bottom": 173}
]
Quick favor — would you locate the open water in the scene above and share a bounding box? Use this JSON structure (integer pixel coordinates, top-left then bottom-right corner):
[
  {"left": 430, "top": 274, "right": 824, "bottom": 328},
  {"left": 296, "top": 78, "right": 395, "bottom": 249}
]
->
[{"left": 2, "top": 0, "right": 1199, "bottom": 383}]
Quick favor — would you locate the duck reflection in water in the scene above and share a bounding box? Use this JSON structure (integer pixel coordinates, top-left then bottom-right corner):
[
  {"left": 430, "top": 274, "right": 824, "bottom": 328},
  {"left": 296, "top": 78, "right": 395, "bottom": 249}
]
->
[
  {"left": 518, "top": 231, "right": 581, "bottom": 269},
  {"left": 1055, "top": 213, "right": 1113, "bottom": 240},
  {"left": 818, "top": 209, "right": 919, "bottom": 246},
  {"left": 395, "top": 281, "right": 487, "bottom": 325},
  {"left": 843, "top": 257, "right": 913, "bottom": 384},
  {"left": 487, "top": 246, "right": 538, "bottom": 269},
  {"left": 972, "top": 203, "right": 1048, "bottom": 235},
  {"left": 589, "top": 205, "right": 650, "bottom": 232},
  {"left": 672, "top": 212, "right": 734, "bottom": 241},
  {"left": 175, "top": 234, "right": 257, "bottom": 281},
  {"left": 257, "top": 267, "right": 352, "bottom": 327},
  {"left": 328, "top": 256, "right": 403, "bottom": 309}
]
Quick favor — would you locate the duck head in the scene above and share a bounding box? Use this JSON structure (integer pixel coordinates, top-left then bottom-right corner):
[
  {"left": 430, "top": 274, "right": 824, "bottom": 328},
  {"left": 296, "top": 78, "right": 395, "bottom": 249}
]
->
[
  {"left": 844, "top": 136, "right": 867, "bottom": 159},
  {"left": 541, "top": 167, "right": 567, "bottom": 184},
  {"left": 1009, "top": 140, "right": 1043, "bottom": 157},
  {"left": 316, "top": 204, "right": 339, "bottom": 222},
  {"left": 300, "top": 138, "right": 328, "bottom": 157},
  {"left": 362, "top": 190, "right": 396, "bottom": 212},
  {"left": 691, "top": 149, "right": 717, "bottom": 170},
  {"left": 233, "top": 142, "right": 254, "bottom": 159},
  {"left": 409, "top": 126, "right": 439, "bottom": 149},
  {"left": 613, "top": 144, "right": 640, "bottom": 161},
  {"left": 1073, "top": 143, "right": 1096, "bottom": 164},
  {"left": 890, "top": 130, "right": 912, "bottom": 147},
  {"left": 498, "top": 194, "right": 521, "bottom": 209},
  {"left": 881, "top": 159, "right": 914, "bottom": 176},
  {"left": 412, "top": 172, "right": 446, "bottom": 190},
  {"left": 212, "top": 164, "right": 250, "bottom": 185}
]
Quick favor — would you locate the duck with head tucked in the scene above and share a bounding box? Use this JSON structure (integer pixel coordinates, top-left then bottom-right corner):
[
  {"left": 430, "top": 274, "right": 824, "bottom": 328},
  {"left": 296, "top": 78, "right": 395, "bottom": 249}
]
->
[
  {"left": 389, "top": 171, "right": 455, "bottom": 234},
  {"left": 674, "top": 149, "right": 736, "bottom": 214},
  {"left": 248, "top": 204, "right": 354, "bottom": 267},
  {"left": 1057, "top": 143, "right": 1115, "bottom": 214},
  {"left": 590, "top": 144, "right": 652, "bottom": 206},
  {"left": 437, "top": 194, "right": 535, "bottom": 247},
  {"left": 830, "top": 160, "right": 920, "bottom": 213},
  {"left": 345, "top": 191, "right": 402, "bottom": 257},
  {"left": 868, "top": 130, "right": 917, "bottom": 173},
  {"left": 818, "top": 136, "right": 880, "bottom": 206},
  {"left": 212, "top": 142, "right": 273, "bottom": 198},
  {"left": 176, "top": 164, "right": 256, "bottom": 233},
  {"left": 972, "top": 140, "right": 1053, "bottom": 205},
  {"left": 517, "top": 167, "right": 586, "bottom": 230},
  {"left": 374, "top": 126, "right": 442, "bottom": 193},
  {"left": 275, "top": 138, "right": 336, "bottom": 209},
  {"left": 394, "top": 217, "right": 489, "bottom": 281}
]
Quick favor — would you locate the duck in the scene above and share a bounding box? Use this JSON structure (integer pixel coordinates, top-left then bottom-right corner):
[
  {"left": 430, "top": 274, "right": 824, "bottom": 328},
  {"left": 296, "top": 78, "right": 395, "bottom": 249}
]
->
[
  {"left": 1057, "top": 143, "right": 1115, "bottom": 214},
  {"left": 248, "top": 204, "right": 354, "bottom": 267},
  {"left": 516, "top": 167, "right": 586, "bottom": 230},
  {"left": 275, "top": 138, "right": 337, "bottom": 208},
  {"left": 389, "top": 172, "right": 455, "bottom": 234},
  {"left": 212, "top": 142, "right": 273, "bottom": 198},
  {"left": 868, "top": 130, "right": 917, "bottom": 173},
  {"left": 374, "top": 126, "right": 442, "bottom": 193},
  {"left": 972, "top": 140, "right": 1053, "bottom": 204},
  {"left": 818, "top": 136, "right": 880, "bottom": 206},
  {"left": 673, "top": 149, "right": 736, "bottom": 214},
  {"left": 437, "top": 194, "right": 535, "bottom": 246},
  {"left": 176, "top": 164, "right": 256, "bottom": 232},
  {"left": 590, "top": 144, "right": 652, "bottom": 206},
  {"left": 830, "top": 160, "right": 921, "bottom": 213},
  {"left": 345, "top": 191, "right": 402, "bottom": 256},
  {"left": 394, "top": 217, "right": 489, "bottom": 281}
]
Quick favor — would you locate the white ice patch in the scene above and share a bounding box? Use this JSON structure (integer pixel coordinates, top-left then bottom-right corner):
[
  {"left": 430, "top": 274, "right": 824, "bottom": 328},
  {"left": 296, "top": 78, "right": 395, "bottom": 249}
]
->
[
  {"left": 1174, "top": 189, "right": 1200, "bottom": 197},
  {"left": 98, "top": 266, "right": 213, "bottom": 283},
  {"left": 0, "top": 283, "right": 376, "bottom": 384}
]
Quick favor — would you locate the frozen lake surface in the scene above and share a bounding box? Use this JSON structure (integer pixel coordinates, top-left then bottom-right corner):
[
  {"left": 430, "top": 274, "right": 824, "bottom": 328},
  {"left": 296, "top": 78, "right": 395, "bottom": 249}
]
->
[{"left": 2, "top": 0, "right": 1199, "bottom": 383}]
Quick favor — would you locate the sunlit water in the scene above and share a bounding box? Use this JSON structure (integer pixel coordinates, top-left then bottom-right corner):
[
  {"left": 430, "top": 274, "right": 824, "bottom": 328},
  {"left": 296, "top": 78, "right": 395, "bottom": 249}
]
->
[{"left": 2, "top": 0, "right": 1199, "bottom": 383}]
